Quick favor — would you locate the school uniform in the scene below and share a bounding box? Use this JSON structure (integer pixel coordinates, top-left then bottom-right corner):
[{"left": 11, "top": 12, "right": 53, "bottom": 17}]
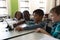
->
[{"left": 50, "top": 21, "right": 60, "bottom": 39}]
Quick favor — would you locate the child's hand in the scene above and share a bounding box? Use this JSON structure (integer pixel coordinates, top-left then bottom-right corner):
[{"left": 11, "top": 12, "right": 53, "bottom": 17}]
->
[
  {"left": 15, "top": 27, "right": 23, "bottom": 31},
  {"left": 35, "top": 28, "right": 46, "bottom": 33},
  {"left": 35, "top": 28, "right": 41, "bottom": 33},
  {"left": 35, "top": 28, "right": 51, "bottom": 36}
]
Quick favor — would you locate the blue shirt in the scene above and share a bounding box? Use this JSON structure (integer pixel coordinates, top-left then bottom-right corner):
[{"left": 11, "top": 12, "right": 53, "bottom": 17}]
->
[
  {"left": 23, "top": 21, "right": 47, "bottom": 30},
  {"left": 51, "top": 22, "right": 60, "bottom": 39}
]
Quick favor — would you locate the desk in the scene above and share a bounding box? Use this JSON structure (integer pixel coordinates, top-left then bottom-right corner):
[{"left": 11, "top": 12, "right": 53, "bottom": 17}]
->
[
  {"left": 0, "top": 20, "right": 59, "bottom": 40},
  {"left": 10, "top": 33, "right": 58, "bottom": 40},
  {"left": 0, "top": 22, "right": 34, "bottom": 40}
]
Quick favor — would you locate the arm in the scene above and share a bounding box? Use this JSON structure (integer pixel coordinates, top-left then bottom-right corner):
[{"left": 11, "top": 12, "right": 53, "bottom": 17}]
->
[
  {"left": 15, "top": 21, "right": 46, "bottom": 31},
  {"left": 35, "top": 28, "right": 51, "bottom": 36},
  {"left": 15, "top": 21, "right": 47, "bottom": 31},
  {"left": 13, "top": 21, "right": 25, "bottom": 28},
  {"left": 23, "top": 21, "right": 46, "bottom": 30}
]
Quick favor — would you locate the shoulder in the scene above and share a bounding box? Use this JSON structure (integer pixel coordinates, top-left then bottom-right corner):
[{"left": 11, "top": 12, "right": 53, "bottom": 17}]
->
[
  {"left": 56, "top": 22, "right": 60, "bottom": 27},
  {"left": 55, "top": 22, "right": 60, "bottom": 31}
]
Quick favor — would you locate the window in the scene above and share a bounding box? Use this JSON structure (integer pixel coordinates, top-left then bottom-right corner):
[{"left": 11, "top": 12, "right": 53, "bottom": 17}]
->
[
  {"left": 18, "top": 0, "right": 47, "bottom": 14},
  {"left": 29, "top": 0, "right": 47, "bottom": 14},
  {"left": 0, "top": 0, "right": 8, "bottom": 17},
  {"left": 18, "top": 0, "right": 29, "bottom": 12}
]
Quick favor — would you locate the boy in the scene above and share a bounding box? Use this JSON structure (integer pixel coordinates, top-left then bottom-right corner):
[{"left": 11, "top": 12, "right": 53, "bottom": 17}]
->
[
  {"left": 15, "top": 9, "right": 46, "bottom": 31},
  {"left": 36, "top": 5, "right": 60, "bottom": 39}
]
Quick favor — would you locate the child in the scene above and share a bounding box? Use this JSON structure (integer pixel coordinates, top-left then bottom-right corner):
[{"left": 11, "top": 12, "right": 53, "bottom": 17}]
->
[
  {"left": 36, "top": 5, "right": 60, "bottom": 39},
  {"left": 13, "top": 11, "right": 25, "bottom": 27},
  {"left": 14, "top": 11, "right": 24, "bottom": 21},
  {"left": 23, "top": 10, "right": 30, "bottom": 21},
  {"left": 13, "top": 10, "right": 32, "bottom": 27},
  {"left": 15, "top": 9, "right": 46, "bottom": 31},
  {"left": 23, "top": 10, "right": 34, "bottom": 25}
]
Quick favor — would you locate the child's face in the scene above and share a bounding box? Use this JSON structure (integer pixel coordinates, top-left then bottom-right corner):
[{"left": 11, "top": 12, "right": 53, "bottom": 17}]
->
[
  {"left": 16, "top": 13, "right": 21, "bottom": 20},
  {"left": 24, "top": 13, "right": 30, "bottom": 19},
  {"left": 50, "top": 12, "right": 60, "bottom": 22},
  {"left": 33, "top": 13, "right": 42, "bottom": 22}
]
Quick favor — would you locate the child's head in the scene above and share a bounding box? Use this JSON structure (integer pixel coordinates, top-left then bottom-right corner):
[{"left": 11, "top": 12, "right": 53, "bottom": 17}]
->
[
  {"left": 33, "top": 9, "right": 44, "bottom": 22},
  {"left": 50, "top": 5, "right": 60, "bottom": 22},
  {"left": 23, "top": 10, "right": 30, "bottom": 21},
  {"left": 15, "top": 11, "right": 23, "bottom": 20}
]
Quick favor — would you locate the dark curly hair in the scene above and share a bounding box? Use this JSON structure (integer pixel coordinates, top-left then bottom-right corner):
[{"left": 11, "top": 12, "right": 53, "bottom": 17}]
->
[{"left": 33, "top": 9, "right": 44, "bottom": 16}]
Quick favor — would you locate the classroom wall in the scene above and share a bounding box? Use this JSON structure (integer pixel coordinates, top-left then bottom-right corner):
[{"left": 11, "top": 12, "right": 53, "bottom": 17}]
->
[
  {"left": 46, "top": 0, "right": 60, "bottom": 13},
  {"left": 29, "top": 0, "right": 40, "bottom": 14},
  {"left": 10, "top": 0, "right": 18, "bottom": 18},
  {"left": 7, "top": 0, "right": 11, "bottom": 16},
  {"left": 10, "top": 0, "right": 60, "bottom": 17},
  {"left": 46, "top": 0, "right": 55, "bottom": 13},
  {"left": 56, "top": 0, "right": 60, "bottom": 6}
]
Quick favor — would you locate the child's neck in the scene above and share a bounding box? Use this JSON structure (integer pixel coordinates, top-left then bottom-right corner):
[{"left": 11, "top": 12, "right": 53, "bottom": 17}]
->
[{"left": 35, "top": 20, "right": 42, "bottom": 24}]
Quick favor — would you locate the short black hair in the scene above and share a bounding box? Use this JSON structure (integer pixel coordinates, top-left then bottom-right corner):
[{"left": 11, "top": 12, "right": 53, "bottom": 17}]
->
[
  {"left": 33, "top": 9, "right": 44, "bottom": 16},
  {"left": 50, "top": 5, "right": 60, "bottom": 15},
  {"left": 23, "top": 10, "right": 30, "bottom": 21},
  {"left": 23, "top": 10, "right": 30, "bottom": 15}
]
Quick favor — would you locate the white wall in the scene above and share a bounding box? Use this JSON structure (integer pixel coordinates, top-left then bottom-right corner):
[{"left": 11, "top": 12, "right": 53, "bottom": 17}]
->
[
  {"left": 29, "top": 0, "right": 40, "bottom": 14},
  {"left": 29, "top": 0, "right": 56, "bottom": 14},
  {"left": 7, "top": 0, "right": 11, "bottom": 16},
  {"left": 46, "top": 0, "right": 55, "bottom": 13},
  {"left": 56, "top": 0, "right": 60, "bottom": 6},
  {"left": 29, "top": 0, "right": 46, "bottom": 14},
  {"left": 18, "top": 0, "right": 60, "bottom": 14}
]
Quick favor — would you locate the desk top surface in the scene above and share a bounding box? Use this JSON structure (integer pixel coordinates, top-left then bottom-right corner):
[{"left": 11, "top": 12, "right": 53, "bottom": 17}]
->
[
  {"left": 9, "top": 33, "right": 58, "bottom": 40},
  {"left": 0, "top": 19, "right": 59, "bottom": 40}
]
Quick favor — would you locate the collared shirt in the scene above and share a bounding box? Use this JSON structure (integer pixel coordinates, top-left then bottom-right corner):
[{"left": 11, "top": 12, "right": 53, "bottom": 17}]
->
[
  {"left": 13, "top": 18, "right": 25, "bottom": 23},
  {"left": 51, "top": 22, "right": 60, "bottom": 39}
]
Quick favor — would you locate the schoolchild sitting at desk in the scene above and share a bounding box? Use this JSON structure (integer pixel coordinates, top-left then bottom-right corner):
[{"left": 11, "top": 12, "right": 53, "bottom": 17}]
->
[
  {"left": 15, "top": 9, "right": 47, "bottom": 31},
  {"left": 13, "top": 11, "right": 25, "bottom": 27},
  {"left": 23, "top": 10, "right": 34, "bottom": 25},
  {"left": 36, "top": 5, "right": 60, "bottom": 39},
  {"left": 14, "top": 11, "right": 24, "bottom": 21},
  {"left": 13, "top": 10, "right": 33, "bottom": 27},
  {"left": 23, "top": 10, "right": 30, "bottom": 21}
]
